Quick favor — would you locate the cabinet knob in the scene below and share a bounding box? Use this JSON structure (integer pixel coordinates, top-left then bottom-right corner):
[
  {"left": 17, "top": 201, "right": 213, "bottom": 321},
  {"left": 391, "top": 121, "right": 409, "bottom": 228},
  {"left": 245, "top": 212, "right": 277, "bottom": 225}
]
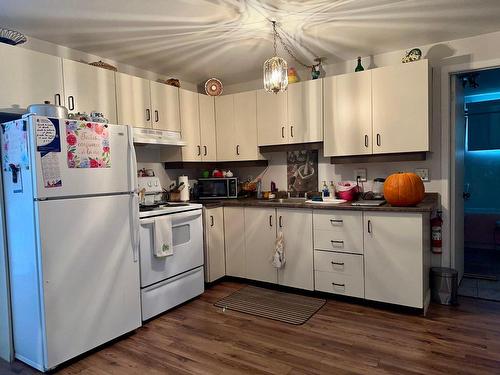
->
[
  {"left": 364, "top": 135, "right": 369, "bottom": 148},
  {"left": 210, "top": 215, "right": 214, "bottom": 227},
  {"left": 367, "top": 220, "right": 372, "bottom": 234},
  {"left": 197, "top": 145, "right": 201, "bottom": 156},
  {"left": 376, "top": 133, "right": 381, "bottom": 147},
  {"left": 68, "top": 96, "right": 75, "bottom": 111},
  {"left": 154, "top": 110, "right": 159, "bottom": 123},
  {"left": 146, "top": 109, "right": 151, "bottom": 121},
  {"left": 203, "top": 145, "right": 207, "bottom": 156},
  {"left": 330, "top": 240, "right": 344, "bottom": 246},
  {"left": 236, "top": 145, "right": 240, "bottom": 155},
  {"left": 281, "top": 126, "right": 285, "bottom": 138},
  {"left": 332, "top": 282, "right": 345, "bottom": 288},
  {"left": 330, "top": 219, "right": 343, "bottom": 224},
  {"left": 269, "top": 215, "right": 273, "bottom": 227},
  {"left": 54, "top": 93, "right": 61, "bottom": 106},
  {"left": 290, "top": 126, "right": 294, "bottom": 138},
  {"left": 331, "top": 261, "right": 345, "bottom": 266},
  {"left": 279, "top": 216, "right": 283, "bottom": 228}
]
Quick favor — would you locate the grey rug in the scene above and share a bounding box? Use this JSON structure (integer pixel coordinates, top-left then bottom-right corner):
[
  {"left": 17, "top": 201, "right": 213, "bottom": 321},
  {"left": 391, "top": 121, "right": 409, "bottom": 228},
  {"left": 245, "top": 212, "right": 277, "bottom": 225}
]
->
[{"left": 214, "top": 285, "right": 326, "bottom": 325}]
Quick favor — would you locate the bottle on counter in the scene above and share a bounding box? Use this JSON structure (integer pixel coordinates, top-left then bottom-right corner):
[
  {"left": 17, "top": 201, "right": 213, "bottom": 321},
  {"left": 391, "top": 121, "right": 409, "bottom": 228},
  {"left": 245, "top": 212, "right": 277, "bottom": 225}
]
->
[
  {"left": 322, "top": 181, "right": 330, "bottom": 198},
  {"left": 329, "top": 181, "right": 336, "bottom": 197}
]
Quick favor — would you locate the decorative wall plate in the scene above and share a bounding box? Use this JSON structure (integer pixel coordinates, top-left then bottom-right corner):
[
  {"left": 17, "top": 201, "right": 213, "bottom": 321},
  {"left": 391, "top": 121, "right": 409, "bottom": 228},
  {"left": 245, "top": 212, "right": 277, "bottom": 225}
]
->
[{"left": 205, "top": 78, "right": 223, "bottom": 96}]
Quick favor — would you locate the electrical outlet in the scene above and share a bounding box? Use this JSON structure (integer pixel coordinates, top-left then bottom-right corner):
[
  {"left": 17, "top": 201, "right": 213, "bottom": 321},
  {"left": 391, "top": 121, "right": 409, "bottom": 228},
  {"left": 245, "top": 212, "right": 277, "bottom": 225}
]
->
[
  {"left": 354, "top": 168, "right": 367, "bottom": 182},
  {"left": 415, "top": 168, "right": 430, "bottom": 182}
]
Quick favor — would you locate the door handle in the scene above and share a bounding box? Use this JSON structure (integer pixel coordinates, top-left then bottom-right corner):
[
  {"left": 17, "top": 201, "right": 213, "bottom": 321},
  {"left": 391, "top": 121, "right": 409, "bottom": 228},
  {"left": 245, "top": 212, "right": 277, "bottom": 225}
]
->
[
  {"left": 154, "top": 110, "right": 159, "bottom": 123},
  {"left": 54, "top": 93, "right": 61, "bottom": 106},
  {"left": 331, "top": 261, "right": 345, "bottom": 266},
  {"left": 146, "top": 109, "right": 151, "bottom": 121},
  {"left": 364, "top": 135, "right": 369, "bottom": 148},
  {"left": 367, "top": 220, "right": 372, "bottom": 234},
  {"left": 376, "top": 133, "right": 381, "bottom": 147},
  {"left": 281, "top": 126, "right": 285, "bottom": 138},
  {"left": 197, "top": 145, "right": 201, "bottom": 156},
  {"left": 279, "top": 216, "right": 283, "bottom": 228},
  {"left": 269, "top": 215, "right": 273, "bottom": 227},
  {"left": 68, "top": 95, "right": 75, "bottom": 111},
  {"left": 330, "top": 219, "right": 343, "bottom": 224},
  {"left": 290, "top": 126, "right": 294, "bottom": 138},
  {"left": 203, "top": 145, "right": 207, "bottom": 156},
  {"left": 210, "top": 215, "right": 214, "bottom": 227},
  {"left": 236, "top": 145, "right": 240, "bottom": 155}
]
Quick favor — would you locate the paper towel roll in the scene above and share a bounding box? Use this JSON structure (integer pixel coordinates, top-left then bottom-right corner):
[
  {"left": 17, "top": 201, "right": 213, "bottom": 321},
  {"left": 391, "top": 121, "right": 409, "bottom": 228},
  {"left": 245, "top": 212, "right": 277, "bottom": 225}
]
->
[{"left": 179, "top": 175, "right": 189, "bottom": 201}]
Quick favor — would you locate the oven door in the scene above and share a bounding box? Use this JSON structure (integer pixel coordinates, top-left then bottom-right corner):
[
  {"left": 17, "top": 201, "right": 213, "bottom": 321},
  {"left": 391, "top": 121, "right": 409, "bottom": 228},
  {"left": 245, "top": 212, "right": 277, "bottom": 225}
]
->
[
  {"left": 139, "top": 209, "right": 203, "bottom": 287},
  {"left": 197, "top": 179, "right": 229, "bottom": 199}
]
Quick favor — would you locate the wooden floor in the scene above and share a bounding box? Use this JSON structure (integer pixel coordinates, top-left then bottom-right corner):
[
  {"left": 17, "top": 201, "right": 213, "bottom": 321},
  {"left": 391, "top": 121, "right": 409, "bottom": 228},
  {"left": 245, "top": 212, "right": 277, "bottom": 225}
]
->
[{"left": 2, "top": 281, "right": 500, "bottom": 374}]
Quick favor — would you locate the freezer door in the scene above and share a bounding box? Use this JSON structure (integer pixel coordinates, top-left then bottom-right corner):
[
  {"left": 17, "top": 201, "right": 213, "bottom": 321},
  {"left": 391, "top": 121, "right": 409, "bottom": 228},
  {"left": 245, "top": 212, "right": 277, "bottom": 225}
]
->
[
  {"left": 37, "top": 194, "right": 141, "bottom": 369},
  {"left": 30, "top": 117, "right": 135, "bottom": 199}
]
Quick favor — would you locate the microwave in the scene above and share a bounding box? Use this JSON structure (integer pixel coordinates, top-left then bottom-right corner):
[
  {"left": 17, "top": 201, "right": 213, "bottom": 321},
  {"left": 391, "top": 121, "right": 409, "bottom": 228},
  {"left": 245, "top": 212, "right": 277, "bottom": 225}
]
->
[{"left": 197, "top": 178, "right": 238, "bottom": 199}]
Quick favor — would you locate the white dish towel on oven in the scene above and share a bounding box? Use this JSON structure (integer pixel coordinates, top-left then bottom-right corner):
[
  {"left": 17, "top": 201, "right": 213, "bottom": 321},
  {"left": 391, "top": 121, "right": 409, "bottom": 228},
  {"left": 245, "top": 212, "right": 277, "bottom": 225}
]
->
[{"left": 153, "top": 216, "right": 174, "bottom": 258}]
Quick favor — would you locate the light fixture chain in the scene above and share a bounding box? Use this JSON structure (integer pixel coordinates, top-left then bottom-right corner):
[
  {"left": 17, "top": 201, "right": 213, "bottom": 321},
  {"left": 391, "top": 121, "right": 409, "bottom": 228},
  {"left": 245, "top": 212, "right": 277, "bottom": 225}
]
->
[{"left": 272, "top": 24, "right": 312, "bottom": 69}]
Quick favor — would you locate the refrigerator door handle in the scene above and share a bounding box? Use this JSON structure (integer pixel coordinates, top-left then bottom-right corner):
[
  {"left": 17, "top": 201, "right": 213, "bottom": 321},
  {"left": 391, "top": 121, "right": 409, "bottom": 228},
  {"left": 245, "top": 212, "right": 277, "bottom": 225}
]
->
[
  {"left": 132, "top": 195, "right": 140, "bottom": 263},
  {"left": 127, "top": 125, "right": 140, "bottom": 262}
]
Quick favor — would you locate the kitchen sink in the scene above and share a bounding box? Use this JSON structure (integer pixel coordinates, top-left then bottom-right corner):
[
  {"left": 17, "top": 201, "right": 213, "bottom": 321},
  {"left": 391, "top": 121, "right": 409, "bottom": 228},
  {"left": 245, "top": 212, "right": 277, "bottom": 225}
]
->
[{"left": 257, "top": 198, "right": 307, "bottom": 204}]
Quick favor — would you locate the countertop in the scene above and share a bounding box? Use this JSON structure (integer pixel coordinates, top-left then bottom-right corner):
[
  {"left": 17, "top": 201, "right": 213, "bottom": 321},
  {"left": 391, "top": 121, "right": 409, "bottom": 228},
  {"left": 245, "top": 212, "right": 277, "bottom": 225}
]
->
[{"left": 194, "top": 193, "right": 438, "bottom": 213}]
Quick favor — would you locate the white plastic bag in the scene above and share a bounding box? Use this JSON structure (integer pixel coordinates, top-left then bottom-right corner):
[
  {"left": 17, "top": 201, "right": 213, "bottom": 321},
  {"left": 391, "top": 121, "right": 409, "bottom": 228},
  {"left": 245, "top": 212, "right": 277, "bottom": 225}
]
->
[{"left": 272, "top": 231, "right": 286, "bottom": 268}]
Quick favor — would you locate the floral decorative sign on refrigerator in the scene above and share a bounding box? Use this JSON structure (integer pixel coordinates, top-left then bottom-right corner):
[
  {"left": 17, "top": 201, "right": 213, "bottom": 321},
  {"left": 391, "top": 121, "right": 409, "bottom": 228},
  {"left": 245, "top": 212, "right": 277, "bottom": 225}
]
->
[{"left": 66, "top": 120, "right": 111, "bottom": 168}]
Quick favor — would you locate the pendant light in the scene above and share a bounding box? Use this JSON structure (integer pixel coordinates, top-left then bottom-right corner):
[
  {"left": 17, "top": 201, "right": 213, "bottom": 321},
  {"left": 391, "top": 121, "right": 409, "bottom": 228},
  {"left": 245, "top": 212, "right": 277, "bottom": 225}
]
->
[{"left": 263, "top": 21, "right": 288, "bottom": 94}]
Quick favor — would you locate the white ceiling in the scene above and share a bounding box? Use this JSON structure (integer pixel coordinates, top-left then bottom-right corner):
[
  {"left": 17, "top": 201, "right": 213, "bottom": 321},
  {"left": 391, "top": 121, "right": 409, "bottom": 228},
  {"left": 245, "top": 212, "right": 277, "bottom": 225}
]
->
[{"left": 2, "top": 0, "right": 500, "bottom": 85}]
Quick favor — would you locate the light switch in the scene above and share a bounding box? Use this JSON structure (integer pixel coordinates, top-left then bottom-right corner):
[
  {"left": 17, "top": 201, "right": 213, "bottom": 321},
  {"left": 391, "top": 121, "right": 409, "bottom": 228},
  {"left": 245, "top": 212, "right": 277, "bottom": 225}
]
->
[{"left": 415, "top": 168, "right": 429, "bottom": 182}]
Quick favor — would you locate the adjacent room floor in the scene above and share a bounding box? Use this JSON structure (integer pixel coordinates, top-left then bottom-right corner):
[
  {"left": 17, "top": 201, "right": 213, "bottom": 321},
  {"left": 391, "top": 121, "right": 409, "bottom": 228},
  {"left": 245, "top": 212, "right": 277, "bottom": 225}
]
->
[
  {"left": 2, "top": 281, "right": 500, "bottom": 375},
  {"left": 460, "top": 247, "right": 500, "bottom": 301}
]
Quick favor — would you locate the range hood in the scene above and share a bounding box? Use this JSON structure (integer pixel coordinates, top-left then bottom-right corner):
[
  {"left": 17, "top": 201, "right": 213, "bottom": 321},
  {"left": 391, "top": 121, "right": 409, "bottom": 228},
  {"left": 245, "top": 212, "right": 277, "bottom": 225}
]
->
[{"left": 133, "top": 127, "right": 186, "bottom": 146}]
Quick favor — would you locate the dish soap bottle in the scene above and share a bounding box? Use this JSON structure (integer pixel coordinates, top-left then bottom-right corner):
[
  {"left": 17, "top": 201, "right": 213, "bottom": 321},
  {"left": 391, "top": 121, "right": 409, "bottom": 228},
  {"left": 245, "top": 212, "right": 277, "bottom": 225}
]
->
[
  {"left": 355, "top": 56, "right": 364, "bottom": 72},
  {"left": 322, "top": 181, "right": 330, "bottom": 198},
  {"left": 329, "top": 181, "right": 336, "bottom": 198}
]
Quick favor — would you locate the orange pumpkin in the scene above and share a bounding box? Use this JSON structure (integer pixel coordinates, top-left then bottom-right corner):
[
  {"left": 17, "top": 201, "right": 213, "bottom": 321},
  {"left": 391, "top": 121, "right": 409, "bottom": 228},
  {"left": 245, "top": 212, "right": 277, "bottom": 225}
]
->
[{"left": 383, "top": 172, "right": 425, "bottom": 206}]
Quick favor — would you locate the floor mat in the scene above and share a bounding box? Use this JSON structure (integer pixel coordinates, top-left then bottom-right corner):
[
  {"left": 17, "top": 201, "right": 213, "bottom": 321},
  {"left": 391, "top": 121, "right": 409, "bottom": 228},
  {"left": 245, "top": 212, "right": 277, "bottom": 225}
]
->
[{"left": 214, "top": 285, "right": 326, "bottom": 325}]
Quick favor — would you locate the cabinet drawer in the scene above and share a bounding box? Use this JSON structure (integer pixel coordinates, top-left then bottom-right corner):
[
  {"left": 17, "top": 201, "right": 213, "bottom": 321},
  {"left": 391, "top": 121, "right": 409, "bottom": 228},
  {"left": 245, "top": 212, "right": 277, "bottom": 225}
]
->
[
  {"left": 313, "top": 211, "right": 363, "bottom": 253},
  {"left": 315, "top": 271, "right": 364, "bottom": 298},
  {"left": 314, "top": 250, "right": 363, "bottom": 276},
  {"left": 314, "top": 229, "right": 363, "bottom": 254}
]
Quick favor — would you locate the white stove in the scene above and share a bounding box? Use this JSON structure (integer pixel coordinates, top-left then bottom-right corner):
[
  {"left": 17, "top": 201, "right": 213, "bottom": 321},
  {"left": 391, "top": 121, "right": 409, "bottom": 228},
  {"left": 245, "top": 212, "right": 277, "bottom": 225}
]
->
[{"left": 137, "top": 176, "right": 204, "bottom": 320}]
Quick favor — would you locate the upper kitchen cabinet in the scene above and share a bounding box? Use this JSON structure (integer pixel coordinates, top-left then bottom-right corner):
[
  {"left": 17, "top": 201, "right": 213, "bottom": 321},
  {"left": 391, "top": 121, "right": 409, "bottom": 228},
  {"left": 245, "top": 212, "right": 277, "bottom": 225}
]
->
[
  {"left": 324, "top": 71, "right": 372, "bottom": 157},
  {"left": 257, "top": 80, "right": 323, "bottom": 146},
  {"left": 62, "top": 59, "right": 117, "bottom": 123},
  {"left": 198, "top": 94, "right": 217, "bottom": 162},
  {"left": 286, "top": 79, "right": 323, "bottom": 144},
  {"left": 179, "top": 89, "right": 202, "bottom": 161},
  {"left": 116, "top": 72, "right": 151, "bottom": 128},
  {"left": 215, "top": 91, "right": 260, "bottom": 161},
  {"left": 372, "top": 59, "right": 430, "bottom": 154},
  {"left": 150, "top": 81, "right": 180, "bottom": 132},
  {"left": 0, "top": 44, "right": 64, "bottom": 112},
  {"left": 257, "top": 90, "right": 287, "bottom": 145}
]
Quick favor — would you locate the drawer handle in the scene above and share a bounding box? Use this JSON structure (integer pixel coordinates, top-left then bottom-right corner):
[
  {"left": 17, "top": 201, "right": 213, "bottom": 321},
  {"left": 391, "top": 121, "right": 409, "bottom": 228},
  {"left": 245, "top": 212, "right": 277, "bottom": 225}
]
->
[
  {"left": 332, "top": 282, "right": 345, "bottom": 287},
  {"left": 330, "top": 219, "right": 343, "bottom": 224},
  {"left": 330, "top": 240, "right": 344, "bottom": 245},
  {"left": 331, "top": 261, "right": 345, "bottom": 266}
]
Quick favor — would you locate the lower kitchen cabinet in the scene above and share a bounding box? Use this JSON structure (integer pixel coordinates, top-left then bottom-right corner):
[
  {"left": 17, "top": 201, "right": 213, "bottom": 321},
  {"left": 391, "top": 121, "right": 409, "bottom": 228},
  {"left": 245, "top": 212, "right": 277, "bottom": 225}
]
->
[
  {"left": 204, "top": 207, "right": 225, "bottom": 282},
  {"left": 244, "top": 208, "right": 278, "bottom": 284},
  {"left": 314, "top": 250, "right": 364, "bottom": 298},
  {"left": 277, "top": 208, "right": 314, "bottom": 290},
  {"left": 223, "top": 207, "right": 246, "bottom": 278},
  {"left": 363, "top": 212, "right": 430, "bottom": 309}
]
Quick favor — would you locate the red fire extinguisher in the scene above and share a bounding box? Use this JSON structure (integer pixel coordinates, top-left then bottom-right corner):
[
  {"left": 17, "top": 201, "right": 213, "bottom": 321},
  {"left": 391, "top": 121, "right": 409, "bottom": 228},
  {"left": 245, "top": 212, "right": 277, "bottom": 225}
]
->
[{"left": 431, "top": 210, "right": 443, "bottom": 254}]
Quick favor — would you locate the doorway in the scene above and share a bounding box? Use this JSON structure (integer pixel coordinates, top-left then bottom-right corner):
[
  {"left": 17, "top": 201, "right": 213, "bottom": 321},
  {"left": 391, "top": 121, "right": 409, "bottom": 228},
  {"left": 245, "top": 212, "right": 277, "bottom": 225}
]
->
[{"left": 455, "top": 68, "right": 500, "bottom": 301}]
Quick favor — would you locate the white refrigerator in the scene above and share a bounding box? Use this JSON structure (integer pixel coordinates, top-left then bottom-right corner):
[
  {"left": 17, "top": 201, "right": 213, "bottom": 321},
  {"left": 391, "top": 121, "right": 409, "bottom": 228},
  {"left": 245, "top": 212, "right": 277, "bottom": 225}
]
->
[{"left": 1, "top": 116, "right": 141, "bottom": 371}]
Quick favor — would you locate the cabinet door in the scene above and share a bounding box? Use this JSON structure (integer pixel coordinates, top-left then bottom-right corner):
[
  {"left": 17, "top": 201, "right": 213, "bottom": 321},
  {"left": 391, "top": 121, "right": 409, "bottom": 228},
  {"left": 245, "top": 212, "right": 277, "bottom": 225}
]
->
[
  {"left": 234, "top": 91, "right": 259, "bottom": 160},
  {"left": 364, "top": 212, "right": 423, "bottom": 308},
  {"left": 244, "top": 208, "right": 278, "bottom": 284},
  {"left": 224, "top": 207, "right": 246, "bottom": 278},
  {"left": 277, "top": 209, "right": 314, "bottom": 290},
  {"left": 179, "top": 89, "right": 201, "bottom": 161},
  {"left": 324, "top": 72, "right": 372, "bottom": 156},
  {"left": 150, "top": 81, "right": 181, "bottom": 131},
  {"left": 257, "top": 90, "right": 288, "bottom": 145},
  {"left": 204, "top": 207, "right": 225, "bottom": 282},
  {"left": 199, "top": 94, "right": 217, "bottom": 161},
  {"left": 0, "top": 43, "right": 64, "bottom": 112},
  {"left": 287, "top": 80, "right": 323, "bottom": 144},
  {"left": 372, "top": 60, "right": 429, "bottom": 154},
  {"left": 215, "top": 95, "right": 235, "bottom": 161},
  {"left": 116, "top": 72, "right": 151, "bottom": 128},
  {"left": 62, "top": 59, "right": 117, "bottom": 123}
]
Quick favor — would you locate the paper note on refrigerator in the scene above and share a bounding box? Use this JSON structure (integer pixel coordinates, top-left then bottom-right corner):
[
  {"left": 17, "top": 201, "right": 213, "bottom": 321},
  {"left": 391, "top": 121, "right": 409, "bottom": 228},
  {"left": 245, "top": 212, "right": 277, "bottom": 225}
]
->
[
  {"left": 1, "top": 119, "right": 29, "bottom": 170},
  {"left": 41, "top": 152, "right": 62, "bottom": 188},
  {"left": 36, "top": 117, "right": 61, "bottom": 152}
]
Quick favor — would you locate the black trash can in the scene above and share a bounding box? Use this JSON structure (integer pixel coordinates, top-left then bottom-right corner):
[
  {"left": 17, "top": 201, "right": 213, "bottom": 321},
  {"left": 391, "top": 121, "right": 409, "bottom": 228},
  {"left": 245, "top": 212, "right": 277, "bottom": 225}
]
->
[{"left": 430, "top": 267, "right": 458, "bottom": 305}]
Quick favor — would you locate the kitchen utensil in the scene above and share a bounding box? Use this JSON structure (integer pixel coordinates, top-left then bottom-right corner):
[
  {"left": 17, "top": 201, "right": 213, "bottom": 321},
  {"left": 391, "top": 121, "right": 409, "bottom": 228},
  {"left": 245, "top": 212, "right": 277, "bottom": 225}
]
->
[{"left": 27, "top": 101, "right": 68, "bottom": 118}]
